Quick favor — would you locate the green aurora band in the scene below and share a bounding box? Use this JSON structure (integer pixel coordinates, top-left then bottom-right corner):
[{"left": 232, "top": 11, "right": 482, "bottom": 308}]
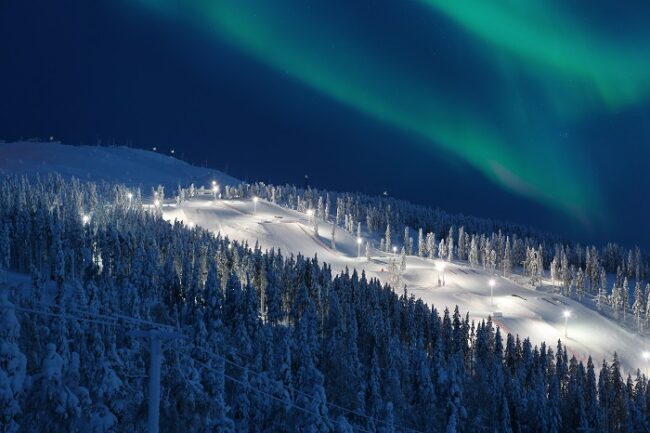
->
[
  {"left": 418, "top": 0, "right": 650, "bottom": 112},
  {"left": 132, "top": 0, "right": 608, "bottom": 223}
]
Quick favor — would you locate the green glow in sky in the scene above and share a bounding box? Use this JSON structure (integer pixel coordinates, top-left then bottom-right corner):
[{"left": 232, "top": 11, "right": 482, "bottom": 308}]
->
[
  {"left": 131, "top": 0, "right": 604, "bottom": 223},
  {"left": 419, "top": 0, "right": 650, "bottom": 111}
]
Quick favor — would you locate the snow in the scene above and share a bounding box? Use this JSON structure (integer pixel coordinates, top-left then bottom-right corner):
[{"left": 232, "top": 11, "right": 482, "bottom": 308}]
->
[
  {"left": 2, "top": 141, "right": 648, "bottom": 373},
  {"left": 0, "top": 141, "right": 239, "bottom": 193},
  {"left": 164, "top": 195, "right": 650, "bottom": 374}
]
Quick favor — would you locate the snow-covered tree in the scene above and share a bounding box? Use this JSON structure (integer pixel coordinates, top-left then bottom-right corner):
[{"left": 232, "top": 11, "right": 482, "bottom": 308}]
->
[
  {"left": 438, "top": 239, "right": 447, "bottom": 260},
  {"left": 426, "top": 232, "right": 436, "bottom": 259},
  {"left": 0, "top": 290, "right": 26, "bottom": 433},
  {"left": 418, "top": 228, "right": 425, "bottom": 257},
  {"left": 622, "top": 277, "right": 629, "bottom": 320},
  {"left": 550, "top": 254, "right": 561, "bottom": 287},
  {"left": 633, "top": 281, "right": 644, "bottom": 331},
  {"left": 575, "top": 267, "right": 585, "bottom": 300},
  {"left": 385, "top": 224, "right": 392, "bottom": 253},
  {"left": 469, "top": 236, "right": 479, "bottom": 268},
  {"left": 502, "top": 237, "right": 512, "bottom": 277},
  {"left": 457, "top": 226, "right": 467, "bottom": 261},
  {"left": 447, "top": 236, "right": 454, "bottom": 262}
]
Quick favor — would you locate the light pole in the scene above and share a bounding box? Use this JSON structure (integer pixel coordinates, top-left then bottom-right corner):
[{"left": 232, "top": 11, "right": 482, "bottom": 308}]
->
[
  {"left": 357, "top": 237, "right": 362, "bottom": 258},
  {"left": 129, "top": 329, "right": 185, "bottom": 433},
  {"left": 81, "top": 214, "right": 90, "bottom": 225},
  {"left": 392, "top": 246, "right": 397, "bottom": 256},
  {"left": 563, "top": 310, "right": 571, "bottom": 338},
  {"left": 306, "top": 209, "right": 314, "bottom": 223},
  {"left": 127, "top": 192, "right": 133, "bottom": 207},
  {"left": 253, "top": 196, "right": 259, "bottom": 213},
  {"left": 436, "top": 261, "right": 446, "bottom": 287},
  {"left": 489, "top": 279, "right": 496, "bottom": 306}
]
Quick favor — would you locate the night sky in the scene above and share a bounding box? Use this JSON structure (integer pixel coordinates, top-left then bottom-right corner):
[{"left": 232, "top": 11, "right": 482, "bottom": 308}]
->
[{"left": 2, "top": 0, "right": 650, "bottom": 248}]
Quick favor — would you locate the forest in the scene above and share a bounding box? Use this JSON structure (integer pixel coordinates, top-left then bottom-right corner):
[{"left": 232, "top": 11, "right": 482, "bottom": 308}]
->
[{"left": 0, "top": 175, "right": 648, "bottom": 432}]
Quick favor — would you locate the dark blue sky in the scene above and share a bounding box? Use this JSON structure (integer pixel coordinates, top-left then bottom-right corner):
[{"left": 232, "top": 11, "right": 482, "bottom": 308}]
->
[{"left": 2, "top": 0, "right": 650, "bottom": 248}]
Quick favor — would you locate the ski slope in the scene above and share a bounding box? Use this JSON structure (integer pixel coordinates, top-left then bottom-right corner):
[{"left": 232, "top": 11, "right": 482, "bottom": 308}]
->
[
  {"left": 0, "top": 141, "right": 239, "bottom": 192},
  {"left": 164, "top": 194, "right": 650, "bottom": 374},
  {"left": 2, "top": 141, "right": 647, "bottom": 374}
]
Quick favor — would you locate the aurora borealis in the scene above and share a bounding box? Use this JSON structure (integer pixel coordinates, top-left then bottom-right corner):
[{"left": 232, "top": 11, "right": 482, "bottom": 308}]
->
[
  {"left": 2, "top": 0, "right": 650, "bottom": 246},
  {"left": 131, "top": 0, "right": 602, "bottom": 221}
]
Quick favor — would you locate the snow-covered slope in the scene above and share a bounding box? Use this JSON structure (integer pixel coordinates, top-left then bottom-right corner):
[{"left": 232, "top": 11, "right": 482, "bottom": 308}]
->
[
  {"left": 164, "top": 195, "right": 650, "bottom": 374},
  {"left": 0, "top": 141, "right": 239, "bottom": 192},
  {"left": 3, "top": 142, "right": 647, "bottom": 373}
]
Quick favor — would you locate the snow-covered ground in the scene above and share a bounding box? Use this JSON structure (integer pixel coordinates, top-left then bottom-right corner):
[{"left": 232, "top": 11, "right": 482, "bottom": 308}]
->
[
  {"left": 0, "top": 141, "right": 239, "bottom": 192},
  {"left": 2, "top": 141, "right": 647, "bottom": 374},
  {"left": 164, "top": 195, "right": 650, "bottom": 374}
]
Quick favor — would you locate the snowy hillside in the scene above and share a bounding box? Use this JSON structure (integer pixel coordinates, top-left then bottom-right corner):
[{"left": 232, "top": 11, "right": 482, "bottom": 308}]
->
[
  {"left": 0, "top": 141, "right": 239, "bottom": 192},
  {"left": 164, "top": 195, "right": 649, "bottom": 374},
  {"left": 1, "top": 142, "right": 647, "bottom": 374}
]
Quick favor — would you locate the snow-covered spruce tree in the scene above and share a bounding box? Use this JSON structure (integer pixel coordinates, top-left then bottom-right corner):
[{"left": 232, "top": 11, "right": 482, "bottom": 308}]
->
[
  {"left": 502, "top": 237, "right": 512, "bottom": 277},
  {"left": 550, "top": 253, "right": 561, "bottom": 287},
  {"left": 633, "top": 282, "right": 644, "bottom": 332},
  {"left": 403, "top": 227, "right": 410, "bottom": 255},
  {"left": 384, "top": 223, "right": 391, "bottom": 253},
  {"left": 469, "top": 235, "right": 479, "bottom": 268},
  {"left": 645, "top": 285, "right": 650, "bottom": 330},
  {"left": 488, "top": 249, "right": 497, "bottom": 276},
  {"left": 0, "top": 290, "right": 27, "bottom": 433},
  {"left": 611, "top": 284, "right": 623, "bottom": 319},
  {"left": 417, "top": 228, "right": 425, "bottom": 257},
  {"left": 457, "top": 226, "right": 466, "bottom": 261},
  {"left": 576, "top": 267, "right": 586, "bottom": 301},
  {"left": 622, "top": 277, "right": 629, "bottom": 320},
  {"left": 438, "top": 238, "right": 447, "bottom": 260},
  {"left": 426, "top": 232, "right": 436, "bottom": 259},
  {"left": 447, "top": 236, "right": 454, "bottom": 262},
  {"left": 561, "top": 251, "right": 571, "bottom": 295}
]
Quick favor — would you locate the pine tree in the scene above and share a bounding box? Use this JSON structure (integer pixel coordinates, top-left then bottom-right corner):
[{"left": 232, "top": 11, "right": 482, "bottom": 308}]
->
[
  {"left": 576, "top": 267, "right": 586, "bottom": 300},
  {"left": 469, "top": 236, "right": 479, "bottom": 268},
  {"left": 633, "top": 282, "right": 644, "bottom": 331},
  {"left": 561, "top": 251, "right": 571, "bottom": 295},
  {"left": 611, "top": 284, "right": 623, "bottom": 319},
  {"left": 457, "top": 226, "right": 467, "bottom": 261},
  {"left": 447, "top": 236, "right": 454, "bottom": 262},
  {"left": 488, "top": 249, "right": 497, "bottom": 275},
  {"left": 0, "top": 290, "right": 27, "bottom": 433},
  {"left": 550, "top": 253, "right": 560, "bottom": 287},
  {"left": 385, "top": 224, "right": 392, "bottom": 253},
  {"left": 418, "top": 228, "right": 425, "bottom": 257},
  {"left": 404, "top": 227, "right": 410, "bottom": 255},
  {"left": 622, "top": 277, "right": 629, "bottom": 320},
  {"left": 426, "top": 232, "right": 436, "bottom": 259},
  {"left": 439, "top": 239, "right": 447, "bottom": 260},
  {"left": 502, "top": 237, "right": 513, "bottom": 277}
]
